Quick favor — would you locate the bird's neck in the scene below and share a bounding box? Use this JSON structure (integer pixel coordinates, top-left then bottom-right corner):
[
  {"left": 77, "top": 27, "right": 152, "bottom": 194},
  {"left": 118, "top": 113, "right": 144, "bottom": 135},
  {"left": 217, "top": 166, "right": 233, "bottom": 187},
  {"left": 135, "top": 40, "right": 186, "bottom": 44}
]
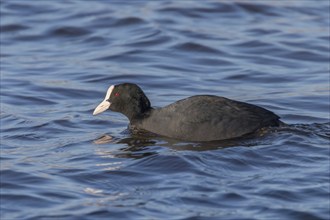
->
[{"left": 128, "top": 107, "right": 153, "bottom": 124}]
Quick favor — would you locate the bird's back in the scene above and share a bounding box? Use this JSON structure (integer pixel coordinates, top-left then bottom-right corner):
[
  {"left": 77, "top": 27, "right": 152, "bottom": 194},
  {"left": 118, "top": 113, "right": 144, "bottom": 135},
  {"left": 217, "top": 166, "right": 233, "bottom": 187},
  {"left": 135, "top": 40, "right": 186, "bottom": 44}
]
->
[{"left": 135, "top": 95, "right": 280, "bottom": 141}]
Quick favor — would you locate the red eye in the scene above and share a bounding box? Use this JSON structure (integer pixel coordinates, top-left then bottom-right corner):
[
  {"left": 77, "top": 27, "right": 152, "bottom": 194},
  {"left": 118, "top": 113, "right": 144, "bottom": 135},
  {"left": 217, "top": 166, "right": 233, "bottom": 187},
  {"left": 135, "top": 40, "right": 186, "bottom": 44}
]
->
[{"left": 115, "top": 92, "right": 120, "bottom": 97}]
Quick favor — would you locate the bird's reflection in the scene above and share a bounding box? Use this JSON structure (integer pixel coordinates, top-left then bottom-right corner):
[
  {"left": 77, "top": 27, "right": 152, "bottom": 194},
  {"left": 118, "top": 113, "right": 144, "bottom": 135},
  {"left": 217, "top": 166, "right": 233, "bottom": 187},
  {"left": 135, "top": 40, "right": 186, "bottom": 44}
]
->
[
  {"left": 92, "top": 128, "right": 273, "bottom": 159},
  {"left": 93, "top": 129, "right": 160, "bottom": 159},
  {"left": 92, "top": 123, "right": 330, "bottom": 161}
]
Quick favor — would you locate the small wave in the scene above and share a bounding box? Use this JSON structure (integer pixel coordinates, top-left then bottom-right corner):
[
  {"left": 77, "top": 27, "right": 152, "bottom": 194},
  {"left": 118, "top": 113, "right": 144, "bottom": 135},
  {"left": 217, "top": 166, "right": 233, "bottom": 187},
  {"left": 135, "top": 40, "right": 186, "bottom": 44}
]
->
[{"left": 47, "top": 26, "right": 91, "bottom": 37}]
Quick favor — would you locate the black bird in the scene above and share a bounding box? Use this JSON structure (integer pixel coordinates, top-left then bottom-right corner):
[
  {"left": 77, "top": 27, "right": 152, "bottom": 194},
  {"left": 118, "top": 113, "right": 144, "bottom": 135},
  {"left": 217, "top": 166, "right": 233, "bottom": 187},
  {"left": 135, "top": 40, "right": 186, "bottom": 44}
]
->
[{"left": 93, "top": 83, "right": 282, "bottom": 141}]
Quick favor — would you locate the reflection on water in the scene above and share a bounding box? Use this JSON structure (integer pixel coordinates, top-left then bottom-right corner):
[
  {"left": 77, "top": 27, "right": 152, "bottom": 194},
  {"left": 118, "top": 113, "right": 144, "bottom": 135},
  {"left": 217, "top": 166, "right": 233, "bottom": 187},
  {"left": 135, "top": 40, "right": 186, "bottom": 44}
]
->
[{"left": 93, "top": 122, "right": 329, "bottom": 157}]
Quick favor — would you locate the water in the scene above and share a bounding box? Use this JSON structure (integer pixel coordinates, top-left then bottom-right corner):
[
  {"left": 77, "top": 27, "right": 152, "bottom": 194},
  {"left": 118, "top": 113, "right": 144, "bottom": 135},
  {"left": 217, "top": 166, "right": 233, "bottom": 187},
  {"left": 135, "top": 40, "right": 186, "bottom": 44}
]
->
[{"left": 1, "top": 0, "right": 329, "bottom": 219}]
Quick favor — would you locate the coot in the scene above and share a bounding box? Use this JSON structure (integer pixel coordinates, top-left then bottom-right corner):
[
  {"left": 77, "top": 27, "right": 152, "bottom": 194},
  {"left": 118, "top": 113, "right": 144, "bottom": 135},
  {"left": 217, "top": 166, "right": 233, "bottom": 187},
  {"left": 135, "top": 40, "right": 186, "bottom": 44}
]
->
[{"left": 93, "top": 83, "right": 282, "bottom": 141}]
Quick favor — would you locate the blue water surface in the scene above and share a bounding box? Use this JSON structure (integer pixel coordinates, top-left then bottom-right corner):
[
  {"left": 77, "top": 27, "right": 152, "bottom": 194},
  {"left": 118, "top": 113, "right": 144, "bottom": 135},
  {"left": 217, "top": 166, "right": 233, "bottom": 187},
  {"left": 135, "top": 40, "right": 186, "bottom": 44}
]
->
[{"left": 1, "top": 1, "right": 329, "bottom": 219}]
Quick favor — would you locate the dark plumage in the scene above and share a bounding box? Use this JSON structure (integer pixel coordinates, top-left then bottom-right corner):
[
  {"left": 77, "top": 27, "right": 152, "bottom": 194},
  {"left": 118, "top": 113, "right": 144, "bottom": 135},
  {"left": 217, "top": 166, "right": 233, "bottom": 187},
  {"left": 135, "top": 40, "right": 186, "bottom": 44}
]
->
[{"left": 93, "top": 83, "right": 282, "bottom": 141}]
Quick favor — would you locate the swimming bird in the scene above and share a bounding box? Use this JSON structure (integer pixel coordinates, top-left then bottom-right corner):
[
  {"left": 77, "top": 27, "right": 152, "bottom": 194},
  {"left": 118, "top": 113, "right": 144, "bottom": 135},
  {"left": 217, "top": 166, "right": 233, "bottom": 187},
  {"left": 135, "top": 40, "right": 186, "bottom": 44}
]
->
[{"left": 93, "top": 83, "right": 282, "bottom": 141}]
